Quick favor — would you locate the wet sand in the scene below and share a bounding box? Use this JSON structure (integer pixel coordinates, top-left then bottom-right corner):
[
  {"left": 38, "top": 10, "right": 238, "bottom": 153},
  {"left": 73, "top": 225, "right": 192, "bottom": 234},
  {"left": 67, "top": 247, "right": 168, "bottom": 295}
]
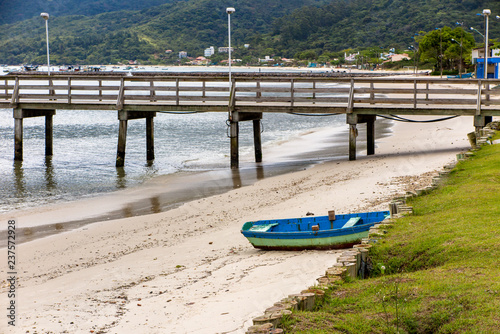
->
[
  {"left": 0, "top": 115, "right": 475, "bottom": 334},
  {"left": 0, "top": 119, "right": 392, "bottom": 247}
]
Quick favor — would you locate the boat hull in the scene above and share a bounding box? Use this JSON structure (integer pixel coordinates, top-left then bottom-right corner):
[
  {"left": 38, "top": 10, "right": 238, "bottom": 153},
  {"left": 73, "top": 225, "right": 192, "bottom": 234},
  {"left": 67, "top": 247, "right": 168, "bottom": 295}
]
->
[
  {"left": 243, "top": 230, "right": 369, "bottom": 250},
  {"left": 241, "top": 211, "right": 389, "bottom": 251}
]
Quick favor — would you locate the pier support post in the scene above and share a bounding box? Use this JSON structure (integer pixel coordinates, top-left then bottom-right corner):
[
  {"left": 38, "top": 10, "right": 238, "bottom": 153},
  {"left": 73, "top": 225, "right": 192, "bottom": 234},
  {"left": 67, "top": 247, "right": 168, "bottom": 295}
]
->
[
  {"left": 349, "top": 124, "right": 357, "bottom": 161},
  {"left": 347, "top": 114, "right": 376, "bottom": 160},
  {"left": 116, "top": 119, "right": 128, "bottom": 168},
  {"left": 14, "top": 117, "right": 23, "bottom": 161},
  {"left": 146, "top": 116, "right": 154, "bottom": 161},
  {"left": 253, "top": 119, "right": 262, "bottom": 163},
  {"left": 365, "top": 115, "right": 376, "bottom": 156},
  {"left": 45, "top": 113, "right": 53, "bottom": 156},
  {"left": 229, "top": 112, "right": 263, "bottom": 168},
  {"left": 116, "top": 110, "right": 156, "bottom": 167},
  {"left": 13, "top": 108, "right": 56, "bottom": 161},
  {"left": 230, "top": 120, "right": 239, "bottom": 169},
  {"left": 347, "top": 114, "right": 358, "bottom": 161},
  {"left": 474, "top": 115, "right": 487, "bottom": 136}
]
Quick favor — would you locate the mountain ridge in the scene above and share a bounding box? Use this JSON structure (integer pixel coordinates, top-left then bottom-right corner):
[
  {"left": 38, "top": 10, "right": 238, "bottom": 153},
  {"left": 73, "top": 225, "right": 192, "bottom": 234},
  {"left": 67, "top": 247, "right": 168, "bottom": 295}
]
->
[{"left": 0, "top": 0, "right": 499, "bottom": 65}]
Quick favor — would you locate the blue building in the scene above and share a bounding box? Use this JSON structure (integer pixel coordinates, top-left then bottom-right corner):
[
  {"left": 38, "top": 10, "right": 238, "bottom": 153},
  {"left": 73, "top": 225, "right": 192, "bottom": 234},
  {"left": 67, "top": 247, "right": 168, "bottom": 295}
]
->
[{"left": 475, "top": 57, "right": 500, "bottom": 79}]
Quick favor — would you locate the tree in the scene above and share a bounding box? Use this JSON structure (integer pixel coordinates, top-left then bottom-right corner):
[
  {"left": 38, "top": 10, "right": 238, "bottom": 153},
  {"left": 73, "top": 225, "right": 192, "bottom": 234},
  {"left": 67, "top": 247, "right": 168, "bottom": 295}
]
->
[{"left": 419, "top": 26, "right": 475, "bottom": 73}]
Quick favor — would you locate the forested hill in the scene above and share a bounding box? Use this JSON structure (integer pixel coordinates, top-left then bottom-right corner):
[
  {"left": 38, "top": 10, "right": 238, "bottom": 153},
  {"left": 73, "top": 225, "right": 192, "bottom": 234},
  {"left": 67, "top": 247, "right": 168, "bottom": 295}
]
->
[
  {"left": 273, "top": 0, "right": 500, "bottom": 56},
  {"left": 0, "top": 0, "right": 175, "bottom": 25},
  {"left": 0, "top": 0, "right": 325, "bottom": 64},
  {"left": 1, "top": 0, "right": 500, "bottom": 65}
]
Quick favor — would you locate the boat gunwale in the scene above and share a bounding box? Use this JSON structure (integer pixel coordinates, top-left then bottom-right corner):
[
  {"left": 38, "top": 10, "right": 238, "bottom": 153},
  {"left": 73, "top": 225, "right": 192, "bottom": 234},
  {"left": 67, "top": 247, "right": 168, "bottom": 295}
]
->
[{"left": 241, "top": 210, "right": 389, "bottom": 240}]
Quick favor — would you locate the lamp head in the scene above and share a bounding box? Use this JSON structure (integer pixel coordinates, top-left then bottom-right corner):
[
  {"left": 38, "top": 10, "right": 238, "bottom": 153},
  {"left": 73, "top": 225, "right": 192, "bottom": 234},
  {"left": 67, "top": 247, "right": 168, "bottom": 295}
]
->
[
  {"left": 40, "top": 12, "right": 49, "bottom": 20},
  {"left": 483, "top": 9, "right": 491, "bottom": 15},
  {"left": 226, "top": 7, "right": 235, "bottom": 14}
]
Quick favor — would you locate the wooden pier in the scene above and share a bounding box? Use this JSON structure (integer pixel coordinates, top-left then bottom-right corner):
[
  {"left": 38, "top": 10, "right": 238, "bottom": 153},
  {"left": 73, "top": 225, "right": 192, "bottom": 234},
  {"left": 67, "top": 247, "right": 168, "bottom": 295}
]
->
[{"left": 1, "top": 73, "right": 499, "bottom": 168}]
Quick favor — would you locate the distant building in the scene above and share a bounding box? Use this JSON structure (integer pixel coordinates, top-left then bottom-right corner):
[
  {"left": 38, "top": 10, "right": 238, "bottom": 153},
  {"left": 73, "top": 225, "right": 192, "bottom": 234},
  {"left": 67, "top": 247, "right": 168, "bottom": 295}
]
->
[
  {"left": 244, "top": 44, "right": 250, "bottom": 49},
  {"left": 204, "top": 46, "right": 215, "bottom": 57},
  {"left": 179, "top": 51, "right": 188, "bottom": 58},
  {"left": 165, "top": 49, "right": 173, "bottom": 54},
  {"left": 382, "top": 53, "right": 410, "bottom": 63},
  {"left": 345, "top": 52, "right": 359, "bottom": 62},
  {"left": 471, "top": 46, "right": 500, "bottom": 63},
  {"left": 259, "top": 56, "right": 272, "bottom": 63},
  {"left": 471, "top": 46, "right": 500, "bottom": 79},
  {"left": 188, "top": 56, "right": 209, "bottom": 65},
  {"left": 218, "top": 47, "right": 234, "bottom": 53},
  {"left": 475, "top": 58, "right": 500, "bottom": 79}
]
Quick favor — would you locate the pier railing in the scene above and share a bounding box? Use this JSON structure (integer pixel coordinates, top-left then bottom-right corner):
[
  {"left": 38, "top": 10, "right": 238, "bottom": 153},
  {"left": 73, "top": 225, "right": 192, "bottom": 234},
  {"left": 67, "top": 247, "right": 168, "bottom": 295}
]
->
[
  {"left": 1, "top": 75, "right": 500, "bottom": 114},
  {"left": 3, "top": 74, "right": 500, "bottom": 167}
]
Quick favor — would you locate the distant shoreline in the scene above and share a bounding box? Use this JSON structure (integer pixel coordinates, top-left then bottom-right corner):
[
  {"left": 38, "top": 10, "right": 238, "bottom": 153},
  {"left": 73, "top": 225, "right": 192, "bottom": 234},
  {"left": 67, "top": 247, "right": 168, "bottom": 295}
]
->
[{"left": 1, "top": 64, "right": 431, "bottom": 76}]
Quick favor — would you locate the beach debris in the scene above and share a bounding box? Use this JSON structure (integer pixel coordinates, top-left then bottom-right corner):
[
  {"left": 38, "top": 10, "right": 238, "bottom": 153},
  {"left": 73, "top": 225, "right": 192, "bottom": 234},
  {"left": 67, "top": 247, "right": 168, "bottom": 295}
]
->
[{"left": 306, "top": 211, "right": 314, "bottom": 216}]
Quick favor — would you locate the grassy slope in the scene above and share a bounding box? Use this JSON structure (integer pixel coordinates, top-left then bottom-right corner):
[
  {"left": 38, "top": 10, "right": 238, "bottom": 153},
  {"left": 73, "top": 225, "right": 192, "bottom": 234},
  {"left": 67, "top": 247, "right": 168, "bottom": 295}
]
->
[{"left": 283, "top": 135, "right": 500, "bottom": 333}]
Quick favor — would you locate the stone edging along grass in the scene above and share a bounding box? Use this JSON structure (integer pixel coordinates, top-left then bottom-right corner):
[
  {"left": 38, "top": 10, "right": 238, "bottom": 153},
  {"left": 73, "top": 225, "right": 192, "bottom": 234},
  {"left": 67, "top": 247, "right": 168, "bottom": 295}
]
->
[{"left": 244, "top": 122, "right": 499, "bottom": 334}]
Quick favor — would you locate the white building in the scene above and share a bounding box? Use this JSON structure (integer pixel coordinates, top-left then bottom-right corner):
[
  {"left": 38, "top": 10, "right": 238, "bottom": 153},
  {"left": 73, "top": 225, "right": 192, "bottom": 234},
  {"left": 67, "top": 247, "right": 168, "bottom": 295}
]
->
[
  {"left": 345, "top": 52, "right": 359, "bottom": 62},
  {"left": 179, "top": 51, "right": 188, "bottom": 59},
  {"left": 471, "top": 47, "right": 500, "bottom": 63},
  {"left": 204, "top": 46, "right": 215, "bottom": 57},
  {"left": 218, "top": 47, "right": 234, "bottom": 53}
]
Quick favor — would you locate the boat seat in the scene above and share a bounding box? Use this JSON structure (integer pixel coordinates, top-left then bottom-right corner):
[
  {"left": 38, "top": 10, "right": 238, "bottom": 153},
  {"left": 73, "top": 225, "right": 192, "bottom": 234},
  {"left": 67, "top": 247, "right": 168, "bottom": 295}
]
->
[
  {"left": 342, "top": 217, "right": 361, "bottom": 228},
  {"left": 248, "top": 223, "right": 279, "bottom": 232}
]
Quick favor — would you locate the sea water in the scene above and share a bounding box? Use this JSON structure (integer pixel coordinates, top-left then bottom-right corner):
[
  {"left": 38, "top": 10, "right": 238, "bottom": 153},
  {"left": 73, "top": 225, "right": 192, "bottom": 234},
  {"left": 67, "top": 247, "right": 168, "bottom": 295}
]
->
[
  {"left": 0, "top": 107, "right": 355, "bottom": 215},
  {"left": 0, "top": 67, "right": 393, "bottom": 231}
]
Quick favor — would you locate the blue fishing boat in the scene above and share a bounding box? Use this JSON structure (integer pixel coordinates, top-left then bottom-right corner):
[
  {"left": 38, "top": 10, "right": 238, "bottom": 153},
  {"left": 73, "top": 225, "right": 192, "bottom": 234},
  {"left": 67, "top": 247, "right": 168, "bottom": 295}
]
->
[
  {"left": 241, "top": 211, "right": 390, "bottom": 250},
  {"left": 447, "top": 73, "right": 474, "bottom": 79}
]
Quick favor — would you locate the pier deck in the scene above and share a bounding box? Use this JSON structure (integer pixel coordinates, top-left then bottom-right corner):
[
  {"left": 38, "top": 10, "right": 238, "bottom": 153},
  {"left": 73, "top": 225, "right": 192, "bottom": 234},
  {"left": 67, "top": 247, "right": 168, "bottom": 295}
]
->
[{"left": 2, "top": 73, "right": 499, "bottom": 167}]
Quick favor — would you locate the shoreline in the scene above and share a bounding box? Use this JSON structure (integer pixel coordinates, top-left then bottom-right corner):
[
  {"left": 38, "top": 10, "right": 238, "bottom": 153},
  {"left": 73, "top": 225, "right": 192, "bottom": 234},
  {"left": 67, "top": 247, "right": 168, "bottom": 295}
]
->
[
  {"left": 0, "top": 117, "right": 392, "bottom": 246},
  {"left": 0, "top": 115, "right": 475, "bottom": 333}
]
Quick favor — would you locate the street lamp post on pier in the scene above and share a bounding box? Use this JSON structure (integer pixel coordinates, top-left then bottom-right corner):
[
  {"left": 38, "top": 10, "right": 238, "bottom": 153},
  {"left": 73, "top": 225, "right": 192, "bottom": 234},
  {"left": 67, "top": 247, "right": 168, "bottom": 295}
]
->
[
  {"left": 226, "top": 7, "right": 235, "bottom": 92},
  {"left": 483, "top": 9, "right": 491, "bottom": 80},
  {"left": 40, "top": 12, "right": 50, "bottom": 75}
]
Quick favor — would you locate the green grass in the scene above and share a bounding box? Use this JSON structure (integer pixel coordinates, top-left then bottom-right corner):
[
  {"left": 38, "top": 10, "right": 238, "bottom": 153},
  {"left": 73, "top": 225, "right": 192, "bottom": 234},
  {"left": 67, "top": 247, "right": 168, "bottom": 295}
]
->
[{"left": 282, "top": 137, "right": 500, "bottom": 334}]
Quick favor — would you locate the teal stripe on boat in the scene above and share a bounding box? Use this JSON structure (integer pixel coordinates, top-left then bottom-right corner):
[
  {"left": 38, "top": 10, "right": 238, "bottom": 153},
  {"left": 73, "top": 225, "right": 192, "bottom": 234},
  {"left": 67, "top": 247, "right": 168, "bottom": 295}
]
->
[{"left": 245, "top": 230, "right": 369, "bottom": 249}]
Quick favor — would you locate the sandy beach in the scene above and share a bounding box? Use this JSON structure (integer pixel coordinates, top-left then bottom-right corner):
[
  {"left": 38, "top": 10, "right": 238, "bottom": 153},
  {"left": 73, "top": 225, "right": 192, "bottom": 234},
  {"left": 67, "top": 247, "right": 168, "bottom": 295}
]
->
[{"left": 1, "top": 114, "right": 475, "bottom": 334}]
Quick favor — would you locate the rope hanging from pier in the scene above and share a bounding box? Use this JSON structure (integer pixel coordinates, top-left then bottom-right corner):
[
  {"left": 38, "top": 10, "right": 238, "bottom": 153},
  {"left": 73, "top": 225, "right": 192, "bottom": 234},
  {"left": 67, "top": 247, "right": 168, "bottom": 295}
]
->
[
  {"left": 287, "top": 112, "right": 341, "bottom": 117},
  {"left": 157, "top": 111, "right": 205, "bottom": 115},
  {"left": 377, "top": 115, "right": 460, "bottom": 123}
]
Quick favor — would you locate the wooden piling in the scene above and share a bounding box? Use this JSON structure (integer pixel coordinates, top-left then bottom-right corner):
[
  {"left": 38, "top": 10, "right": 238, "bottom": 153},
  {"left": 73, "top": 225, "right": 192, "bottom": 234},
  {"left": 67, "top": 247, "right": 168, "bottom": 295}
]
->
[
  {"left": 347, "top": 114, "right": 358, "bottom": 161},
  {"left": 349, "top": 124, "right": 357, "bottom": 161},
  {"left": 116, "top": 119, "right": 128, "bottom": 167},
  {"left": 474, "top": 115, "right": 486, "bottom": 137},
  {"left": 14, "top": 118, "right": 23, "bottom": 161},
  {"left": 13, "top": 108, "right": 55, "bottom": 161},
  {"left": 146, "top": 116, "right": 154, "bottom": 161},
  {"left": 230, "top": 120, "right": 239, "bottom": 169},
  {"left": 366, "top": 116, "right": 375, "bottom": 156},
  {"left": 253, "top": 119, "right": 262, "bottom": 163},
  {"left": 45, "top": 113, "right": 53, "bottom": 156}
]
